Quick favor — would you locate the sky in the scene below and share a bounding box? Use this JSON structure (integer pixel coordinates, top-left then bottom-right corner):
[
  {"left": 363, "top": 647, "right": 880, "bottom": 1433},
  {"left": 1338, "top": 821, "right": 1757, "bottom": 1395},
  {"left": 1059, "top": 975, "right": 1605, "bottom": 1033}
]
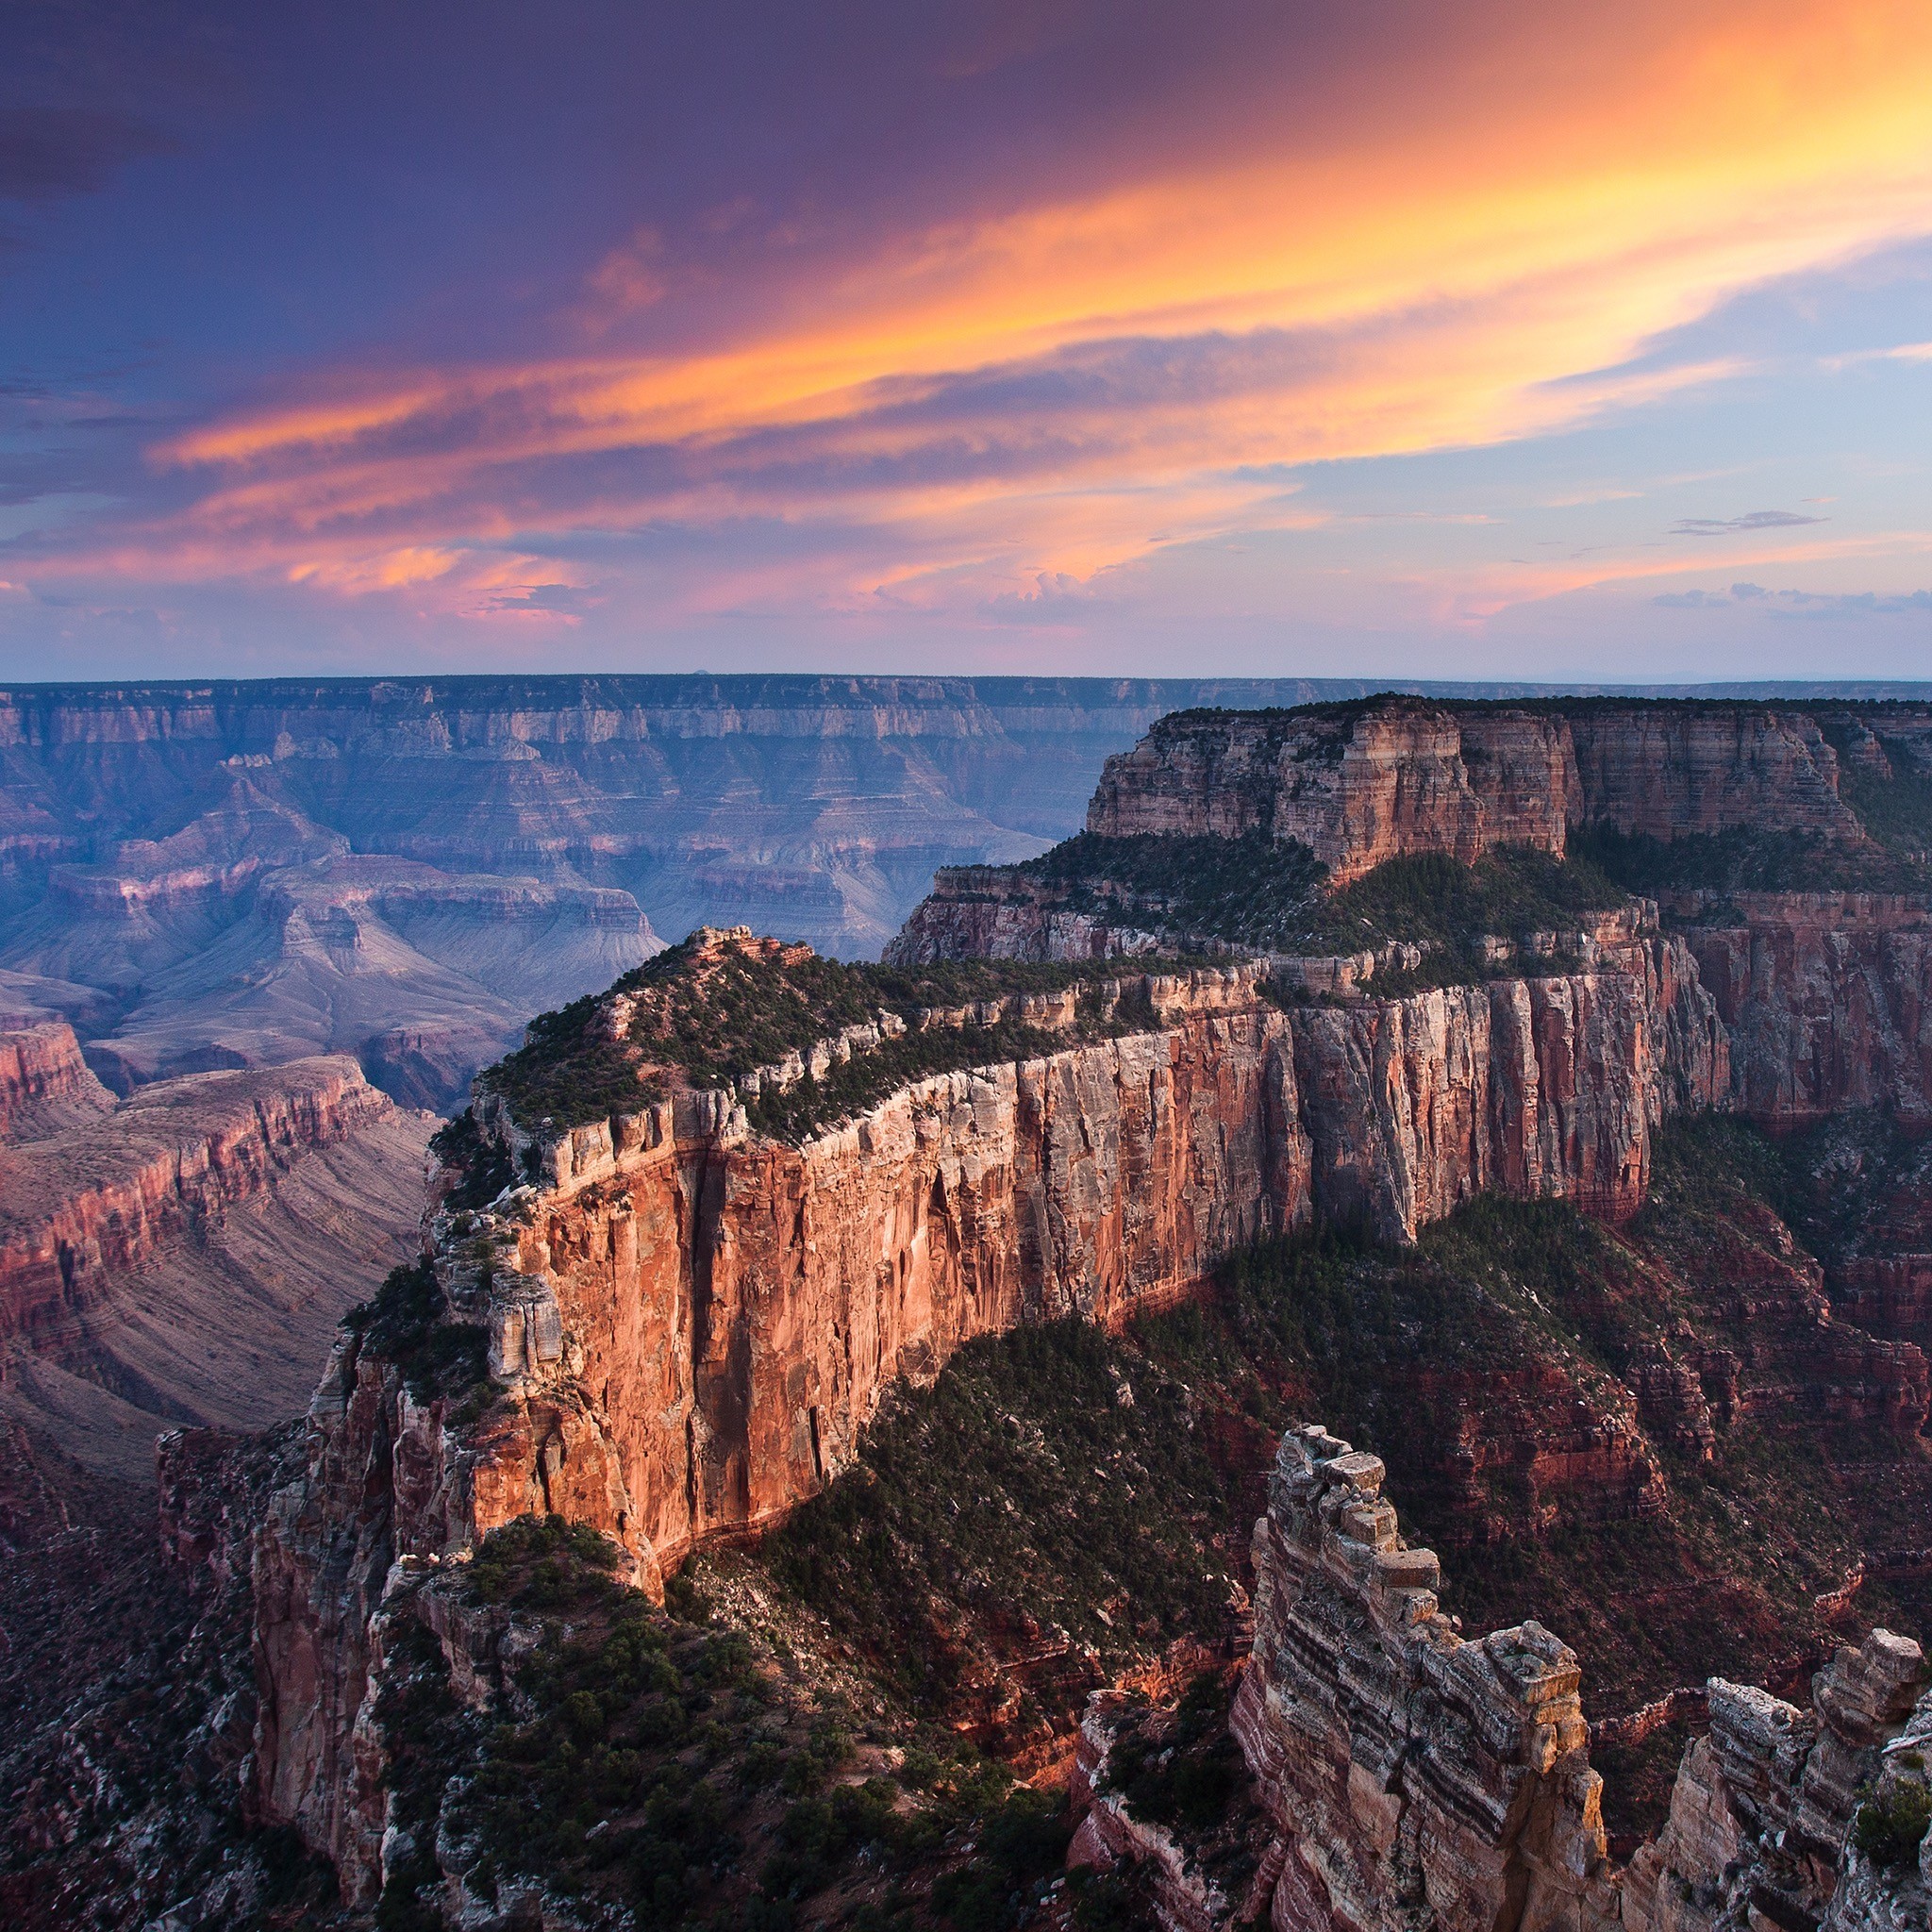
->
[{"left": 3, "top": 0, "right": 1931, "bottom": 685}]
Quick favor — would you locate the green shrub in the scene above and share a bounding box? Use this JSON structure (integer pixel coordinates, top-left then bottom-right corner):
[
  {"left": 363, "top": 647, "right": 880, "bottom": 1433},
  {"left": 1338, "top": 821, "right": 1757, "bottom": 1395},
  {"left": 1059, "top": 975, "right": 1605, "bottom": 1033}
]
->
[
  {"left": 343, "top": 1258, "right": 490, "bottom": 1403},
  {"left": 1853, "top": 1781, "right": 1932, "bottom": 1869}
]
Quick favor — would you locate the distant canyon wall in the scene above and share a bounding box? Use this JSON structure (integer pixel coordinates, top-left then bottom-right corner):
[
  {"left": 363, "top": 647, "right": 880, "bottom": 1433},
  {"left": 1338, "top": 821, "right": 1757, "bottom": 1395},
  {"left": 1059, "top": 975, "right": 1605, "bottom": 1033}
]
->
[
  {"left": 0, "top": 1035, "right": 430, "bottom": 1474},
  {"left": 0, "top": 674, "right": 1388, "bottom": 950},
  {"left": 0, "top": 675, "right": 1423, "bottom": 1106},
  {"left": 1681, "top": 895, "right": 1932, "bottom": 1126},
  {"left": 1085, "top": 701, "right": 1928, "bottom": 882}
]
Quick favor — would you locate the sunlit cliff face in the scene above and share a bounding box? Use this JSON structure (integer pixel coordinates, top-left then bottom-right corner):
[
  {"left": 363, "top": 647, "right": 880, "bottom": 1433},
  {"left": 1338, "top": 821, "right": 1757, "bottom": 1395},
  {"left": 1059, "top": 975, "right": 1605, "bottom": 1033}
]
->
[{"left": 7, "top": 0, "right": 1932, "bottom": 671}]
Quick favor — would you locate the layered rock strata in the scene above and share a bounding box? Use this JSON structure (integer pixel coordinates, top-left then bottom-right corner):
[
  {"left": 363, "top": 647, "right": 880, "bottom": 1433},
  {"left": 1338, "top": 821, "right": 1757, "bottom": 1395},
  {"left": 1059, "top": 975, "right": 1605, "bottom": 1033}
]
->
[
  {"left": 1681, "top": 896, "right": 1932, "bottom": 1125},
  {"left": 1086, "top": 702, "right": 1881, "bottom": 883},
  {"left": 1232, "top": 1423, "right": 1932, "bottom": 1932},
  {"left": 1232, "top": 1424, "right": 1623, "bottom": 1932},
  {"left": 0, "top": 1055, "right": 432, "bottom": 1475},
  {"left": 0, "top": 1055, "right": 397, "bottom": 1347},
  {"left": 0, "top": 1023, "right": 112, "bottom": 1143},
  {"left": 252, "top": 929, "right": 1727, "bottom": 1895}
]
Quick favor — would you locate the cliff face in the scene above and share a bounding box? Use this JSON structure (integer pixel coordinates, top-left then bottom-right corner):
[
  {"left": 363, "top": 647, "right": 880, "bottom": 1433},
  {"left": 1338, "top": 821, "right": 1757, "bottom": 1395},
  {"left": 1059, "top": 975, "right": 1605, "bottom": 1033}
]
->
[
  {"left": 1232, "top": 1424, "right": 1621, "bottom": 1932},
  {"left": 1233, "top": 1422, "right": 1932, "bottom": 1932},
  {"left": 1085, "top": 701, "right": 1883, "bottom": 883},
  {"left": 0, "top": 1023, "right": 111, "bottom": 1143},
  {"left": 1086, "top": 705, "right": 1576, "bottom": 880},
  {"left": 0, "top": 1054, "right": 394, "bottom": 1347},
  {"left": 252, "top": 932, "right": 1726, "bottom": 1895},
  {"left": 1683, "top": 896, "right": 1932, "bottom": 1126}
]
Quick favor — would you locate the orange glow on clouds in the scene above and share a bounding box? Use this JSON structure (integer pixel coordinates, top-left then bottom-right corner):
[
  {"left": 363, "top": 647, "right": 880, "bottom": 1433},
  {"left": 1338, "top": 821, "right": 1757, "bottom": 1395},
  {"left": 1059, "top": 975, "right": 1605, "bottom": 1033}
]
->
[{"left": 63, "top": 0, "right": 1932, "bottom": 619}]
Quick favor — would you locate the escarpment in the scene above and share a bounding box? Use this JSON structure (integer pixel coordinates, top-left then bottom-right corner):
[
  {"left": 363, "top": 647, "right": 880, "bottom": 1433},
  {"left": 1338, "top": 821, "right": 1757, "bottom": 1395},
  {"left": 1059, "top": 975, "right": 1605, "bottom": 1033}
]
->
[
  {"left": 0, "top": 1021, "right": 112, "bottom": 1142},
  {"left": 0, "top": 1050, "right": 432, "bottom": 1474},
  {"left": 1082, "top": 699, "right": 1885, "bottom": 883},
  {"left": 251, "top": 920, "right": 1727, "bottom": 1895},
  {"left": 1680, "top": 895, "right": 1932, "bottom": 1125},
  {"left": 236, "top": 694, "right": 1932, "bottom": 1918},
  {"left": 0, "top": 1054, "right": 398, "bottom": 1348},
  {"left": 1233, "top": 1423, "right": 1932, "bottom": 1932}
]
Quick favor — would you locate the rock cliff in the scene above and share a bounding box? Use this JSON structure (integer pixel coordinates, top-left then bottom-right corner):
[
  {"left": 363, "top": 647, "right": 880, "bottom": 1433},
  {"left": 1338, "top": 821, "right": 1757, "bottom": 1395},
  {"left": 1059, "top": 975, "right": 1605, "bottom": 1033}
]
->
[
  {"left": 1233, "top": 1424, "right": 1622, "bottom": 1932},
  {"left": 0, "top": 1051, "right": 432, "bottom": 1475},
  {"left": 0, "top": 1023, "right": 111, "bottom": 1143},
  {"left": 1084, "top": 700, "right": 1884, "bottom": 884},
  {"left": 1681, "top": 896, "right": 1932, "bottom": 1126},
  {"left": 1233, "top": 1423, "right": 1932, "bottom": 1932},
  {"left": 250, "top": 923, "right": 1726, "bottom": 1896}
]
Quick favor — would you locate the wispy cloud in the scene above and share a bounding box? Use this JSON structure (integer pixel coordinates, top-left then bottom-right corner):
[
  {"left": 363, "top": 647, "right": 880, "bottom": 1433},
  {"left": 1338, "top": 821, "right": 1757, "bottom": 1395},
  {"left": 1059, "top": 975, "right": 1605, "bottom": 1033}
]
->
[
  {"left": 9, "top": 0, "right": 1932, "bottom": 643},
  {"left": 1656, "top": 580, "right": 1932, "bottom": 613},
  {"left": 1669, "top": 509, "right": 1830, "bottom": 535}
]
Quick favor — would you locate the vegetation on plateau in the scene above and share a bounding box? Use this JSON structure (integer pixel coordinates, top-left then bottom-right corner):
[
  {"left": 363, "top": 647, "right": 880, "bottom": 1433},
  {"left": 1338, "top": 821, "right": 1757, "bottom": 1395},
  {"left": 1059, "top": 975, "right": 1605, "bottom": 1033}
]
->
[
  {"left": 342, "top": 1258, "right": 490, "bottom": 1407},
  {"left": 1011, "top": 833, "right": 1627, "bottom": 961},
  {"left": 478, "top": 934, "right": 1179, "bottom": 1136}
]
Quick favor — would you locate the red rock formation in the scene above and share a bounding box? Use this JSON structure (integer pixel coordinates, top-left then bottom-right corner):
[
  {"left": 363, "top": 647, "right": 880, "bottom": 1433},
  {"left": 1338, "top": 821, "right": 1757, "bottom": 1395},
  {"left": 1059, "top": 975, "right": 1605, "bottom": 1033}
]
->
[
  {"left": 0, "top": 1055, "right": 428, "bottom": 1480},
  {"left": 1083, "top": 701, "right": 1874, "bottom": 885},
  {"left": 252, "top": 932, "right": 1727, "bottom": 1892},
  {"left": 884, "top": 867, "right": 1165, "bottom": 964},
  {"left": 1683, "top": 896, "right": 1932, "bottom": 1125},
  {"left": 0, "top": 1024, "right": 111, "bottom": 1144},
  {"left": 1086, "top": 703, "right": 1574, "bottom": 882},
  {"left": 0, "top": 1056, "right": 398, "bottom": 1354},
  {"left": 1231, "top": 1424, "right": 1624, "bottom": 1932},
  {"left": 1230, "top": 1422, "right": 1932, "bottom": 1932}
]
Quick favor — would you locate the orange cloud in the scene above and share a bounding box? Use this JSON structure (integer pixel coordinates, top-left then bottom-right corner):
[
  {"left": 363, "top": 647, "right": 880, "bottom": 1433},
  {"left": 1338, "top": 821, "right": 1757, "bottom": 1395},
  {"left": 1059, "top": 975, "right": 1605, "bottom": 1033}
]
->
[{"left": 44, "top": 0, "right": 1932, "bottom": 613}]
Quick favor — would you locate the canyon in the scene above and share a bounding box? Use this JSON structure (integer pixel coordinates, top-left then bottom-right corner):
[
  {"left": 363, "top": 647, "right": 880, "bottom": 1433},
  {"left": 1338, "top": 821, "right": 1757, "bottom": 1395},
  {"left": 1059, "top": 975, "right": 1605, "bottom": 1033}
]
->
[
  {"left": 0, "top": 675, "right": 1407, "bottom": 1108},
  {"left": 8, "top": 689, "right": 1932, "bottom": 1930},
  {"left": 0, "top": 1019, "right": 432, "bottom": 1479}
]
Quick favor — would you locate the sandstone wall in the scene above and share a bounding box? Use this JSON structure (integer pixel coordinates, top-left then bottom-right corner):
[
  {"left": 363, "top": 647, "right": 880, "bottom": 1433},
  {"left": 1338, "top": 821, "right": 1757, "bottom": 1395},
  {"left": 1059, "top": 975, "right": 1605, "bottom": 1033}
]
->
[
  {"left": 1684, "top": 898, "right": 1932, "bottom": 1126},
  {"left": 0, "top": 1057, "right": 396, "bottom": 1351},
  {"left": 1081, "top": 701, "right": 1886, "bottom": 883},
  {"left": 0, "top": 1023, "right": 112, "bottom": 1143},
  {"left": 1231, "top": 1424, "right": 1622, "bottom": 1932},
  {"left": 252, "top": 943, "right": 1726, "bottom": 1894}
]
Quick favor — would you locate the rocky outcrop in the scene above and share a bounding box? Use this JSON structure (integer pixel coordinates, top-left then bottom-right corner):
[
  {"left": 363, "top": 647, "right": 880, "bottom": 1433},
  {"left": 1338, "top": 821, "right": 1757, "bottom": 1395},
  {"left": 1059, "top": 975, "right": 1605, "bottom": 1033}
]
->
[
  {"left": 251, "top": 926, "right": 1727, "bottom": 1891},
  {"left": 0, "top": 1024, "right": 111, "bottom": 1144},
  {"left": 1087, "top": 704, "right": 1575, "bottom": 881},
  {"left": 1621, "top": 1632, "right": 1931, "bottom": 1932},
  {"left": 886, "top": 867, "right": 1167, "bottom": 964},
  {"left": 1085, "top": 701, "right": 1884, "bottom": 884},
  {"left": 0, "top": 1056, "right": 394, "bottom": 1347},
  {"left": 1232, "top": 1424, "right": 1623, "bottom": 1932},
  {"left": 0, "top": 1057, "right": 433, "bottom": 1477},
  {"left": 1231, "top": 1423, "right": 1932, "bottom": 1932}
]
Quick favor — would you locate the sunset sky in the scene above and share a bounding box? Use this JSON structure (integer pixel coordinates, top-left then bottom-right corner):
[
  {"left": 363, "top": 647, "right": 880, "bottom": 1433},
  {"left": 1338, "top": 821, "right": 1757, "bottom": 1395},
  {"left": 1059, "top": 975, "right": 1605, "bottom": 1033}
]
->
[{"left": 5, "top": 0, "right": 1932, "bottom": 682}]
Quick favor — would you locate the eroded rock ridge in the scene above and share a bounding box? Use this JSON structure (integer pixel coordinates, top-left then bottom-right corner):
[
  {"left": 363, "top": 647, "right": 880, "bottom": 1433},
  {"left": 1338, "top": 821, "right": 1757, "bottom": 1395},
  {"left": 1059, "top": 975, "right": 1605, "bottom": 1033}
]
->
[{"left": 1234, "top": 1424, "right": 1932, "bottom": 1932}]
